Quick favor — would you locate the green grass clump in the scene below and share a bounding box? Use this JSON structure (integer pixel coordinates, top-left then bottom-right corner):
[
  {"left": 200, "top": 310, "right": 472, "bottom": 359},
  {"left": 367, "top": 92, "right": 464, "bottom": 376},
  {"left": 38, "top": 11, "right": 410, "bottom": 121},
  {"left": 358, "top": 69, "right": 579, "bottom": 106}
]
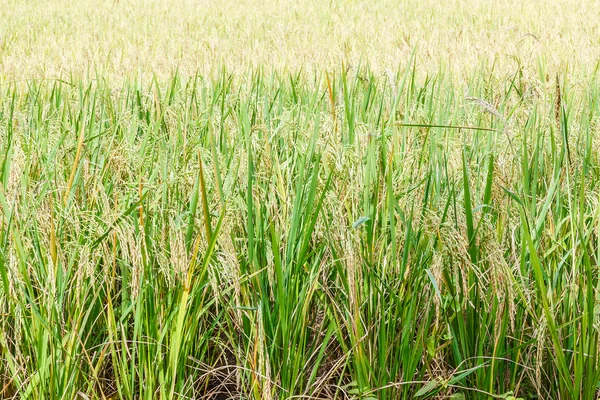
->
[{"left": 1, "top": 66, "right": 600, "bottom": 399}]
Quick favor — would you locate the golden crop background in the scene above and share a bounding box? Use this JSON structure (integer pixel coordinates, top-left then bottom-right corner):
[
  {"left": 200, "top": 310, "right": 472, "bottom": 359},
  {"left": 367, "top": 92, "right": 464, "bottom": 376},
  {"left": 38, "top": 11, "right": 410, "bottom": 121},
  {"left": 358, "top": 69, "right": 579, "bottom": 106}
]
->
[{"left": 1, "top": 0, "right": 599, "bottom": 80}]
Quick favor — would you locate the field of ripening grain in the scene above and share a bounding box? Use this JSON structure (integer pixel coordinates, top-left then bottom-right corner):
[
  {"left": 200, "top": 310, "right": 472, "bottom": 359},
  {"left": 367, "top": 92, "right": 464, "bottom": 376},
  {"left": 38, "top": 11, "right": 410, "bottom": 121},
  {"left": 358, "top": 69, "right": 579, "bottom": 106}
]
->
[{"left": 2, "top": 0, "right": 600, "bottom": 399}]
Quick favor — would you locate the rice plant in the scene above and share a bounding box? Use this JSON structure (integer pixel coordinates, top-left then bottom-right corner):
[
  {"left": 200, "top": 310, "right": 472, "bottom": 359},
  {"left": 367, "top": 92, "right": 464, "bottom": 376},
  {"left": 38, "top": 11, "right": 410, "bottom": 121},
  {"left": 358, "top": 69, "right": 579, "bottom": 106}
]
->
[{"left": 1, "top": 64, "right": 600, "bottom": 399}]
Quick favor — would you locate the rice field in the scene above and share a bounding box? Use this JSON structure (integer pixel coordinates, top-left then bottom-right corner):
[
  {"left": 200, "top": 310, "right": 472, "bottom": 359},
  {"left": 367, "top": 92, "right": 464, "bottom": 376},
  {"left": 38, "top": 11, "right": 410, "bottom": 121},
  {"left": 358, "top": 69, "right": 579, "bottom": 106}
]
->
[{"left": 2, "top": 1, "right": 600, "bottom": 399}]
